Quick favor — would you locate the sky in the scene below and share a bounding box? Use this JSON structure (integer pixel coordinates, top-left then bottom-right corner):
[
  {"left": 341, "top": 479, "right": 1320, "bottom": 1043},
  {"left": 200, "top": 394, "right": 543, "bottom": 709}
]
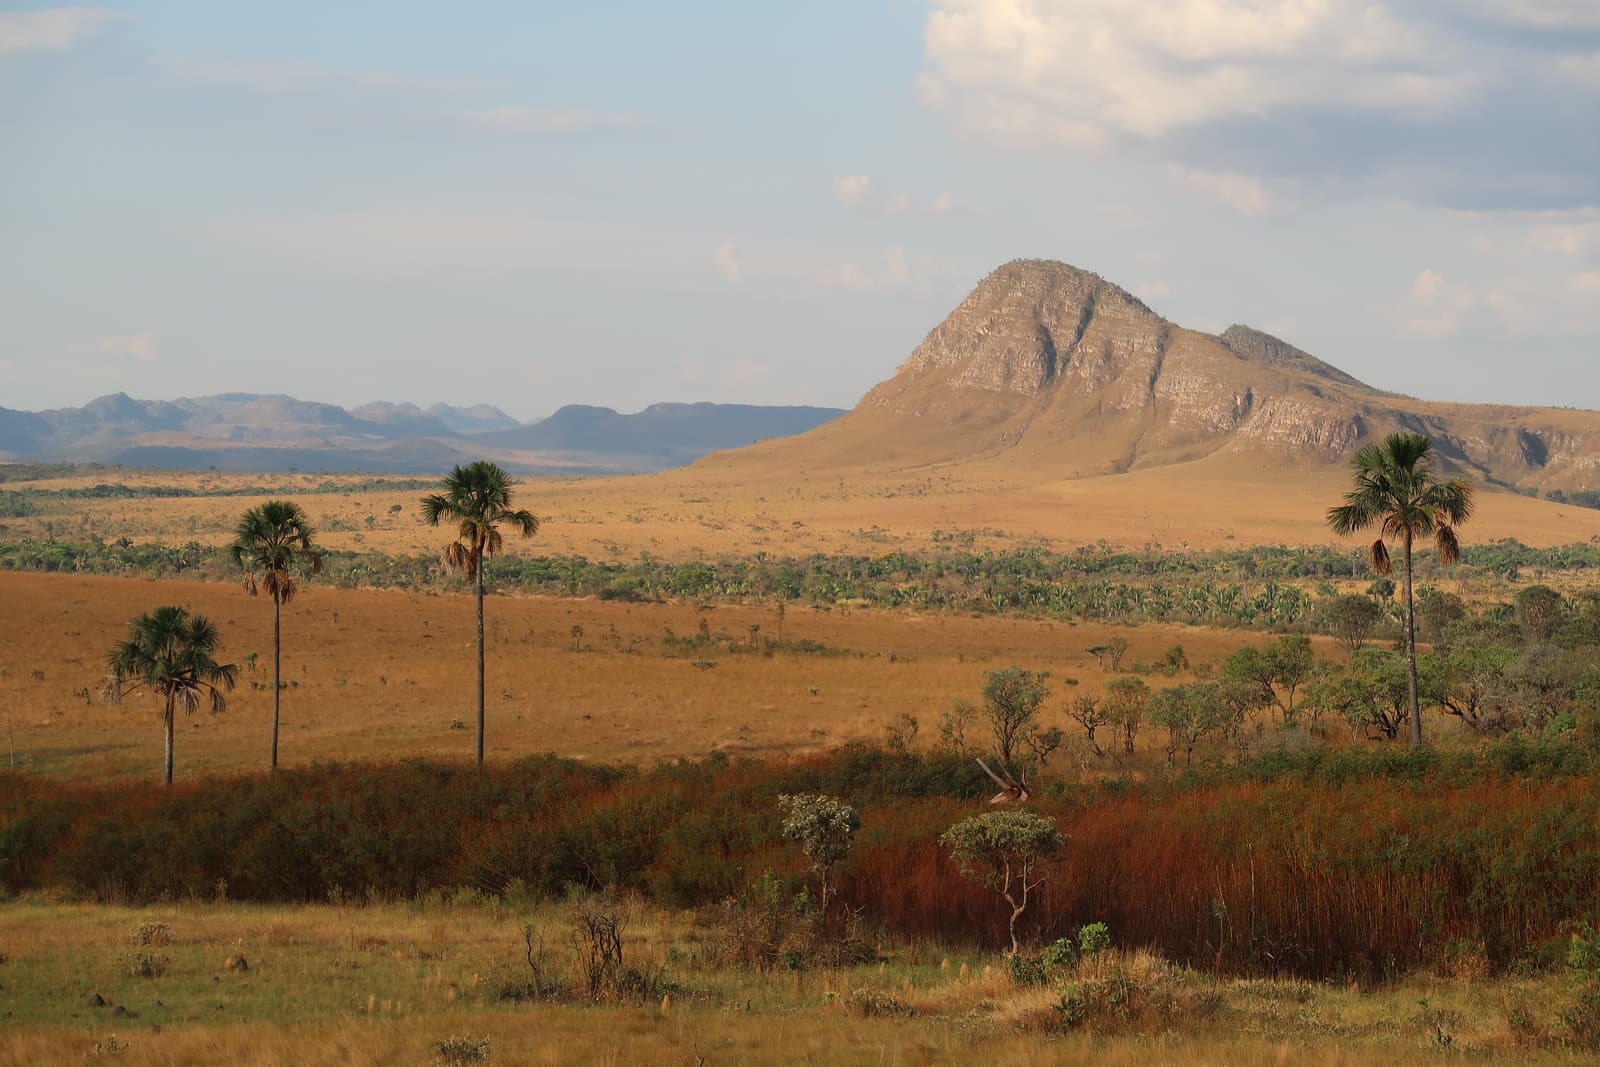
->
[{"left": 1, "top": 1, "right": 1597, "bottom": 420}]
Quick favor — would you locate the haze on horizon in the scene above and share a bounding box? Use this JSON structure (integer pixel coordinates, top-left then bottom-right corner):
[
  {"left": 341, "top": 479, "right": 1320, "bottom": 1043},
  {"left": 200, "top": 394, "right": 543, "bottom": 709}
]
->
[{"left": 2, "top": 1, "right": 1597, "bottom": 422}]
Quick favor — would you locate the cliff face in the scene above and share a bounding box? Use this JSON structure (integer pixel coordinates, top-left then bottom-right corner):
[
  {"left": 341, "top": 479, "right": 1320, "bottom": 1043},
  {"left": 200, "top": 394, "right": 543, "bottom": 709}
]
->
[{"left": 792, "top": 258, "right": 1600, "bottom": 490}]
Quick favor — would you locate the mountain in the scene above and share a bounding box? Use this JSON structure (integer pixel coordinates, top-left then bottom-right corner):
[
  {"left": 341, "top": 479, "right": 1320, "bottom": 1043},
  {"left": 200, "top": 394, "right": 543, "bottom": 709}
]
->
[
  {"left": 477, "top": 403, "right": 846, "bottom": 463},
  {"left": 0, "top": 393, "right": 844, "bottom": 475},
  {"left": 710, "top": 258, "right": 1600, "bottom": 493},
  {"left": 425, "top": 403, "right": 522, "bottom": 434}
]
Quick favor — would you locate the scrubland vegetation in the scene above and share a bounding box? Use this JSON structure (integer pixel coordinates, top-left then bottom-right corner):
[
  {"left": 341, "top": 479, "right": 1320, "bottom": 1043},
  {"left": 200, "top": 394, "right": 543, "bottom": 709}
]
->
[{"left": 5, "top": 453, "right": 1600, "bottom": 1062}]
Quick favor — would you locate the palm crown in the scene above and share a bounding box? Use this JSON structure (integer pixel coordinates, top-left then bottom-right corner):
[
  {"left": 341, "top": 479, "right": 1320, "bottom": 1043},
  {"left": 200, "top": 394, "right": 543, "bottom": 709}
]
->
[
  {"left": 420, "top": 461, "right": 538, "bottom": 575},
  {"left": 1326, "top": 432, "right": 1474, "bottom": 572},
  {"left": 230, "top": 500, "right": 322, "bottom": 602}
]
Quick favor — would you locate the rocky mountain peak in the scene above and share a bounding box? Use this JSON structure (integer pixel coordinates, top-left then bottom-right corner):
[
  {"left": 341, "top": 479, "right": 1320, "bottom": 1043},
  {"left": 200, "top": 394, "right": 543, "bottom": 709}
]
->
[{"left": 1217, "top": 325, "right": 1371, "bottom": 392}]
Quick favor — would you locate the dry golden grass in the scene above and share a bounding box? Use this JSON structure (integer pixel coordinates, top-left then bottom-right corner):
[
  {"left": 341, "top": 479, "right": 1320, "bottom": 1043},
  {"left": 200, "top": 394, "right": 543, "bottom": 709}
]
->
[
  {"left": 0, "top": 900, "right": 1581, "bottom": 1066},
  {"left": 8, "top": 448, "right": 1599, "bottom": 562},
  {"left": 0, "top": 571, "right": 1339, "bottom": 783}
]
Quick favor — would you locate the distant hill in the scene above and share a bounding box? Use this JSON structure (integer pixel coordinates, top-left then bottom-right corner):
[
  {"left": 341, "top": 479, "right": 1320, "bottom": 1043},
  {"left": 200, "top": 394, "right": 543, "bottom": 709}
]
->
[
  {"left": 708, "top": 258, "right": 1600, "bottom": 493},
  {"left": 0, "top": 393, "right": 844, "bottom": 475},
  {"left": 477, "top": 403, "right": 847, "bottom": 464}
]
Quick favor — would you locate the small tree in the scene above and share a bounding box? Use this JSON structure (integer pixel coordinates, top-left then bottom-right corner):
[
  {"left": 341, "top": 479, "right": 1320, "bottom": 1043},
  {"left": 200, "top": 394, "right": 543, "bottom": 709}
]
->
[
  {"left": 1065, "top": 694, "right": 1111, "bottom": 756},
  {"left": 1102, "top": 676, "right": 1149, "bottom": 757},
  {"left": 941, "top": 809, "right": 1065, "bottom": 954},
  {"left": 777, "top": 793, "right": 860, "bottom": 916},
  {"left": 980, "top": 666, "right": 1060, "bottom": 771},
  {"left": 1222, "top": 634, "right": 1315, "bottom": 724},
  {"left": 1323, "top": 594, "right": 1385, "bottom": 652},
  {"left": 1149, "top": 682, "right": 1236, "bottom": 765}
]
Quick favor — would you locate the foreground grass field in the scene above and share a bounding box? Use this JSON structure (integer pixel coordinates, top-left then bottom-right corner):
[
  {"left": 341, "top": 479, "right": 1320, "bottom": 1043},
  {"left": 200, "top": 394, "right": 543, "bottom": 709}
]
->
[
  {"left": 0, "top": 571, "right": 1338, "bottom": 782},
  {"left": 0, "top": 899, "right": 1588, "bottom": 1066}
]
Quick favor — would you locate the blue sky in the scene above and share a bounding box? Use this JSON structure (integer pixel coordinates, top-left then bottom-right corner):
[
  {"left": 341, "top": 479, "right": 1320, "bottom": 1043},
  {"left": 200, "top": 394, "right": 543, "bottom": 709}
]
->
[{"left": 2, "top": 1, "right": 1597, "bottom": 419}]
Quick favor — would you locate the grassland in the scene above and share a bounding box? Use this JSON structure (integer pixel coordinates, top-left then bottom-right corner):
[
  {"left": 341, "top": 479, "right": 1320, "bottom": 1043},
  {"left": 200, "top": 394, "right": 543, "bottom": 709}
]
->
[
  {"left": 5, "top": 453, "right": 1600, "bottom": 562},
  {"left": 0, "top": 570, "right": 1328, "bottom": 782},
  {"left": 0, "top": 899, "right": 1588, "bottom": 1066}
]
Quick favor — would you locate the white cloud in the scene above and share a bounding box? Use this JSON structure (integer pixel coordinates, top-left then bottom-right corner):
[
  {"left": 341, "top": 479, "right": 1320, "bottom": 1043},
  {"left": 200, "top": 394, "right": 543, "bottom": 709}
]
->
[
  {"left": 96, "top": 332, "right": 156, "bottom": 362},
  {"left": 462, "top": 106, "right": 640, "bottom": 133},
  {"left": 1171, "top": 166, "right": 1275, "bottom": 216},
  {"left": 1470, "top": 1, "right": 1600, "bottom": 29},
  {"left": 831, "top": 175, "right": 909, "bottom": 215},
  {"left": 821, "top": 247, "right": 951, "bottom": 292},
  {"left": 0, "top": 6, "right": 113, "bottom": 58},
  {"left": 1575, "top": 272, "right": 1600, "bottom": 295},
  {"left": 1410, "top": 269, "right": 1447, "bottom": 302},
  {"left": 1133, "top": 280, "right": 1170, "bottom": 301},
  {"left": 831, "top": 175, "right": 955, "bottom": 216},
  {"left": 1403, "top": 270, "right": 1470, "bottom": 337},
  {"left": 712, "top": 242, "right": 742, "bottom": 285},
  {"left": 920, "top": 0, "right": 1471, "bottom": 147}
]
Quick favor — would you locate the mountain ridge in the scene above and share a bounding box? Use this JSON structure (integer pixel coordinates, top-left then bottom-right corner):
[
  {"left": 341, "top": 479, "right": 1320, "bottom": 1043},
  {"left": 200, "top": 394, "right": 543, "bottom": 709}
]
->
[
  {"left": 0, "top": 394, "right": 845, "bottom": 476},
  {"left": 709, "top": 258, "right": 1600, "bottom": 493}
]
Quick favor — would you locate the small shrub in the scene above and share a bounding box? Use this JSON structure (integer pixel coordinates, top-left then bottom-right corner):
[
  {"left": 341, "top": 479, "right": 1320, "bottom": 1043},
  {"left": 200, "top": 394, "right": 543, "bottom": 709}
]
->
[
  {"left": 1041, "top": 936, "right": 1078, "bottom": 978},
  {"left": 128, "top": 921, "right": 172, "bottom": 947},
  {"left": 1007, "top": 953, "right": 1047, "bottom": 987},
  {"left": 123, "top": 951, "right": 168, "bottom": 978},
  {"left": 432, "top": 1035, "right": 490, "bottom": 1065},
  {"left": 1078, "top": 922, "right": 1111, "bottom": 956},
  {"left": 848, "top": 988, "right": 913, "bottom": 1017},
  {"left": 90, "top": 1034, "right": 130, "bottom": 1056},
  {"left": 1411, "top": 998, "right": 1460, "bottom": 1050}
]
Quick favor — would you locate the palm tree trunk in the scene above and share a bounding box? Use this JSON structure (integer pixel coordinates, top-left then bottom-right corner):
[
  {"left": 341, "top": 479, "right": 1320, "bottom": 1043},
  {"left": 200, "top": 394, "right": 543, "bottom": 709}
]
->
[
  {"left": 271, "top": 593, "right": 281, "bottom": 772},
  {"left": 476, "top": 556, "right": 486, "bottom": 767},
  {"left": 1403, "top": 531, "right": 1422, "bottom": 748},
  {"left": 164, "top": 695, "right": 175, "bottom": 785}
]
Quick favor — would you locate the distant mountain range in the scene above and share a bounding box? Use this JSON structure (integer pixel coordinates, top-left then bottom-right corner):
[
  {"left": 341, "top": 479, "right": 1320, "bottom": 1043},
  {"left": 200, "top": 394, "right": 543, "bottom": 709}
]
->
[{"left": 0, "top": 393, "right": 846, "bottom": 475}]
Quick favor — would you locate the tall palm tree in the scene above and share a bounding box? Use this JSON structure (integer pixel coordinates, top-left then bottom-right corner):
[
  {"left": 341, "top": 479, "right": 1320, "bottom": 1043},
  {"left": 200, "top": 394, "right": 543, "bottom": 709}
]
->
[
  {"left": 103, "top": 605, "right": 237, "bottom": 784},
  {"left": 420, "top": 461, "right": 538, "bottom": 765},
  {"left": 230, "top": 500, "right": 322, "bottom": 772},
  {"left": 1326, "top": 432, "right": 1474, "bottom": 748}
]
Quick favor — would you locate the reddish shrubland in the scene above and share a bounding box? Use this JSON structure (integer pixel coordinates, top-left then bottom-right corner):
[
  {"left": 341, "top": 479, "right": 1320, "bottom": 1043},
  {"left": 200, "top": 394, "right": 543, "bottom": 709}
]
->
[{"left": 3, "top": 742, "right": 1597, "bottom": 980}]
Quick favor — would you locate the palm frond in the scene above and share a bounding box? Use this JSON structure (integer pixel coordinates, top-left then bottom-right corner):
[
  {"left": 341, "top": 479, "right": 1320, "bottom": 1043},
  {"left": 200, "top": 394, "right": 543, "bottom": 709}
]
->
[
  {"left": 1371, "top": 539, "right": 1392, "bottom": 575},
  {"left": 1435, "top": 524, "right": 1460, "bottom": 565}
]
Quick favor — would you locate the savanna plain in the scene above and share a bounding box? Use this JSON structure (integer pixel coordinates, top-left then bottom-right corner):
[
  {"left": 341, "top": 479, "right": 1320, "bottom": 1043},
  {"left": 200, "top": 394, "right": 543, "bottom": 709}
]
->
[{"left": 4, "top": 463, "right": 1600, "bottom": 1065}]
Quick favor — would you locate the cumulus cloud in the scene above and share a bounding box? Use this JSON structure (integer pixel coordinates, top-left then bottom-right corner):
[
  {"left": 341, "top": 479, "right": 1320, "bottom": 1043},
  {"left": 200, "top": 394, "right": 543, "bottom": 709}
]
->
[
  {"left": 917, "top": 0, "right": 1599, "bottom": 209},
  {"left": 830, "top": 175, "right": 954, "bottom": 216},
  {"left": 820, "top": 247, "right": 953, "bottom": 292},
  {"left": 0, "top": 6, "right": 114, "bottom": 58},
  {"left": 1575, "top": 272, "right": 1600, "bottom": 295},
  {"left": 462, "top": 106, "right": 640, "bottom": 133},
  {"left": 1403, "top": 270, "right": 1471, "bottom": 337},
  {"left": 1468, "top": 1, "right": 1600, "bottom": 29},
  {"left": 96, "top": 332, "right": 156, "bottom": 362},
  {"left": 712, "top": 242, "right": 742, "bottom": 284},
  {"left": 1171, "top": 166, "right": 1275, "bottom": 216}
]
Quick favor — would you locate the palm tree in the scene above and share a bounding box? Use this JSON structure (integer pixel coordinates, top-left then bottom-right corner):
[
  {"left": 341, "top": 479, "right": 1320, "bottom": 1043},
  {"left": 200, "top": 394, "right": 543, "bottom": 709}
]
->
[
  {"left": 420, "top": 461, "right": 538, "bottom": 765},
  {"left": 103, "top": 605, "right": 237, "bottom": 784},
  {"left": 230, "top": 500, "right": 322, "bottom": 772},
  {"left": 1326, "top": 432, "right": 1474, "bottom": 748}
]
